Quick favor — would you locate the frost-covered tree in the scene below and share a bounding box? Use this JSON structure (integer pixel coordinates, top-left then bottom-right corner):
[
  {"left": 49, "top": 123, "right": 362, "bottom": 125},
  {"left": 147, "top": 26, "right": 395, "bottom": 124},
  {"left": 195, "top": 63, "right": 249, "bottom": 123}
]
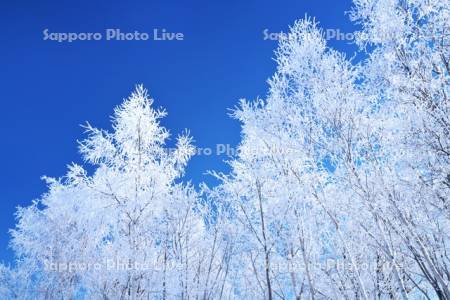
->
[
  {"left": 211, "top": 1, "right": 449, "bottom": 298},
  {"left": 1, "top": 86, "right": 226, "bottom": 299},
  {"left": 210, "top": 18, "right": 377, "bottom": 299},
  {"left": 349, "top": 0, "right": 450, "bottom": 298},
  {"left": 1, "top": 0, "right": 449, "bottom": 299}
]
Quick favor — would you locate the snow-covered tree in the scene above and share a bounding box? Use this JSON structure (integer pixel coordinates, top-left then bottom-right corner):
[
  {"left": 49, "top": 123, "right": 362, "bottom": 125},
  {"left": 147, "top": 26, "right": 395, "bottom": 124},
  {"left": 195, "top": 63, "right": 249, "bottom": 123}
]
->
[
  {"left": 211, "top": 1, "right": 449, "bottom": 297},
  {"left": 2, "top": 86, "right": 223, "bottom": 299},
  {"left": 349, "top": 0, "right": 450, "bottom": 297},
  {"left": 1, "top": 0, "right": 449, "bottom": 299}
]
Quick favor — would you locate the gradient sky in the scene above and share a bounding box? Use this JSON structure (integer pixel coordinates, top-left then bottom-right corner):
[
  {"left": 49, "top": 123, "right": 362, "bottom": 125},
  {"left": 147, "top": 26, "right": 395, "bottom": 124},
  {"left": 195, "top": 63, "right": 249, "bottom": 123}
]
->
[{"left": 0, "top": 0, "right": 357, "bottom": 263}]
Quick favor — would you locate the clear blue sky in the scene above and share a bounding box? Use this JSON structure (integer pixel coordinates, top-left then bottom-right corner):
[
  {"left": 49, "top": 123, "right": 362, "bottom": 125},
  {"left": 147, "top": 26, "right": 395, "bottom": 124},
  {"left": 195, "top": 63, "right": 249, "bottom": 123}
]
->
[{"left": 0, "top": 0, "right": 356, "bottom": 263}]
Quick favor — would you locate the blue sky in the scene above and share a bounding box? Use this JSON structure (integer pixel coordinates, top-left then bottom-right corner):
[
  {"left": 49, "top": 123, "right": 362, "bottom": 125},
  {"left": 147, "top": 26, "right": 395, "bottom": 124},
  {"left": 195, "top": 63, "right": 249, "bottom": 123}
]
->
[{"left": 0, "top": 0, "right": 357, "bottom": 263}]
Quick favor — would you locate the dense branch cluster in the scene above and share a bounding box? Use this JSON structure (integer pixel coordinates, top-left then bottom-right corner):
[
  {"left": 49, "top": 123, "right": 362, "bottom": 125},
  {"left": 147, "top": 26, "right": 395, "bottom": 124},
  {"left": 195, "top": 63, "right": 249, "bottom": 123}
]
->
[{"left": 1, "top": 0, "right": 449, "bottom": 299}]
